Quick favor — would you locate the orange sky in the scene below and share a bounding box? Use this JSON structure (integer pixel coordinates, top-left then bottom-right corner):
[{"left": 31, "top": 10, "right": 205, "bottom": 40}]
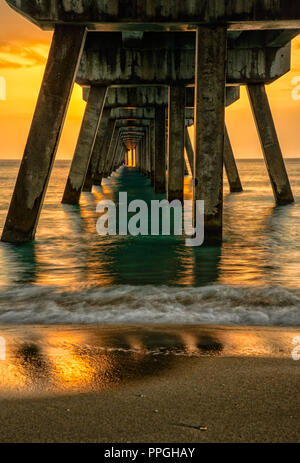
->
[{"left": 0, "top": 0, "right": 300, "bottom": 159}]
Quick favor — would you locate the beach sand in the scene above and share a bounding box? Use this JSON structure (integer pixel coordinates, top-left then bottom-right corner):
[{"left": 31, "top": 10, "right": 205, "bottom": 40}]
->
[{"left": 0, "top": 325, "right": 299, "bottom": 443}]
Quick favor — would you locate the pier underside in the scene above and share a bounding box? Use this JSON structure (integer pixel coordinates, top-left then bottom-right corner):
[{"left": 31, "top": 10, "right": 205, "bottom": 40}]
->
[
  {"left": 5, "top": 0, "right": 300, "bottom": 31},
  {"left": 1, "top": 1, "right": 298, "bottom": 244}
]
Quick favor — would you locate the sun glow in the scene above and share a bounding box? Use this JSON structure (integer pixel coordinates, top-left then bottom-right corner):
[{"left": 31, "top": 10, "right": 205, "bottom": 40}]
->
[{"left": 0, "top": 1, "right": 300, "bottom": 159}]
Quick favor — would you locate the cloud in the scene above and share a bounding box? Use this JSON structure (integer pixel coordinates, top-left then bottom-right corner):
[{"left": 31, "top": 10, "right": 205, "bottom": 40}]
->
[
  {"left": 0, "top": 41, "right": 48, "bottom": 69},
  {"left": 0, "top": 58, "right": 23, "bottom": 69}
]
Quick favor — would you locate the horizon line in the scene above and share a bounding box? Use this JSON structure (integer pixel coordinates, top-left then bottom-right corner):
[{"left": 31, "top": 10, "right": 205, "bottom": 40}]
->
[{"left": 1, "top": 157, "right": 300, "bottom": 161}]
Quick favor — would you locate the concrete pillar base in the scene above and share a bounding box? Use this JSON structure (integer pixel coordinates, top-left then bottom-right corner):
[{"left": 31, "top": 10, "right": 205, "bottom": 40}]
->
[
  {"left": 93, "top": 175, "right": 103, "bottom": 186},
  {"left": 82, "top": 178, "right": 93, "bottom": 192}
]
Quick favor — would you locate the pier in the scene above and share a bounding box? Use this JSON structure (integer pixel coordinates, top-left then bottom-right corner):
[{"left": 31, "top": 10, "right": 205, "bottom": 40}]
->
[{"left": 1, "top": 0, "right": 298, "bottom": 244}]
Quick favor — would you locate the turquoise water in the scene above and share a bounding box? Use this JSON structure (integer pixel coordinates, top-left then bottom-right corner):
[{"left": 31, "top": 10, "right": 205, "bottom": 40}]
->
[{"left": 0, "top": 159, "right": 299, "bottom": 324}]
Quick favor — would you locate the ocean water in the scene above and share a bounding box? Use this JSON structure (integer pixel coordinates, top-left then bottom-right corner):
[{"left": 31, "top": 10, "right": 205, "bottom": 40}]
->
[{"left": 0, "top": 159, "right": 299, "bottom": 325}]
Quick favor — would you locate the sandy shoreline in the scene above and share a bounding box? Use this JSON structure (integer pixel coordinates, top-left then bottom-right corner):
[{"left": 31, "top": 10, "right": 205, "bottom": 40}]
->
[{"left": 0, "top": 325, "right": 299, "bottom": 443}]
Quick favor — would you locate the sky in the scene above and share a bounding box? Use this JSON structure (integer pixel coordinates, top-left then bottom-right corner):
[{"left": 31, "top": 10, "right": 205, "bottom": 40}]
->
[{"left": 0, "top": 0, "right": 300, "bottom": 159}]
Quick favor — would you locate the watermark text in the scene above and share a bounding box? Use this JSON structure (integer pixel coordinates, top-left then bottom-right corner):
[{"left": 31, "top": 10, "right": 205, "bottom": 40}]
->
[
  {"left": 292, "top": 336, "right": 300, "bottom": 361},
  {"left": 0, "top": 76, "right": 6, "bottom": 101},
  {"left": 96, "top": 193, "right": 204, "bottom": 247},
  {"left": 0, "top": 337, "right": 6, "bottom": 361}
]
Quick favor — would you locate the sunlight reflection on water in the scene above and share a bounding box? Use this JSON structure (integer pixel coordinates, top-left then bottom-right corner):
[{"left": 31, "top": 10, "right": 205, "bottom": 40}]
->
[{"left": 0, "top": 159, "right": 299, "bottom": 290}]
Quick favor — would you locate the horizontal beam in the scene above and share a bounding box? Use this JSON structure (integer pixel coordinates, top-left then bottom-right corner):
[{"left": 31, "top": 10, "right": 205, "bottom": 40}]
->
[
  {"left": 6, "top": 1, "right": 300, "bottom": 31},
  {"left": 82, "top": 86, "right": 240, "bottom": 108},
  {"left": 77, "top": 33, "right": 291, "bottom": 85},
  {"left": 107, "top": 108, "right": 196, "bottom": 119}
]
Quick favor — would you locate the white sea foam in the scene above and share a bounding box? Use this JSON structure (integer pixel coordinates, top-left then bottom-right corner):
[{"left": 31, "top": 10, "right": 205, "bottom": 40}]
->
[{"left": 0, "top": 284, "right": 299, "bottom": 325}]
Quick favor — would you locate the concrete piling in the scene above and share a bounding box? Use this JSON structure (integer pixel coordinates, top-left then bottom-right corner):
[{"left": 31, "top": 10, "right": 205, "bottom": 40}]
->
[
  {"left": 184, "top": 127, "right": 194, "bottom": 176},
  {"left": 145, "top": 128, "right": 150, "bottom": 178},
  {"left": 139, "top": 139, "right": 144, "bottom": 173},
  {"left": 102, "top": 122, "right": 117, "bottom": 177},
  {"left": 154, "top": 106, "right": 166, "bottom": 194},
  {"left": 194, "top": 26, "right": 227, "bottom": 245},
  {"left": 142, "top": 136, "right": 147, "bottom": 176},
  {"left": 247, "top": 84, "right": 294, "bottom": 205},
  {"left": 224, "top": 126, "right": 243, "bottom": 193},
  {"left": 83, "top": 107, "right": 111, "bottom": 190},
  {"left": 62, "top": 86, "right": 107, "bottom": 204},
  {"left": 135, "top": 144, "right": 139, "bottom": 168},
  {"left": 143, "top": 133, "right": 148, "bottom": 177},
  {"left": 1, "top": 25, "right": 87, "bottom": 243},
  {"left": 140, "top": 130, "right": 147, "bottom": 176},
  {"left": 184, "top": 124, "right": 242, "bottom": 192},
  {"left": 149, "top": 120, "right": 155, "bottom": 186},
  {"left": 109, "top": 131, "right": 121, "bottom": 176},
  {"left": 106, "top": 127, "right": 120, "bottom": 176},
  {"left": 168, "top": 86, "right": 185, "bottom": 203},
  {"left": 112, "top": 141, "right": 122, "bottom": 172},
  {"left": 100, "top": 119, "right": 116, "bottom": 179}
]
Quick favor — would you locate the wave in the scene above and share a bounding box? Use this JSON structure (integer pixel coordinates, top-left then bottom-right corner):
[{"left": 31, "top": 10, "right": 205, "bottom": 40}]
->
[{"left": 0, "top": 284, "right": 299, "bottom": 325}]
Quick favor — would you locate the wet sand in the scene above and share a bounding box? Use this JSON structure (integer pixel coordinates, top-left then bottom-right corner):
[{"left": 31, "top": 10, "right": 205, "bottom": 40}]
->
[{"left": 0, "top": 325, "right": 299, "bottom": 442}]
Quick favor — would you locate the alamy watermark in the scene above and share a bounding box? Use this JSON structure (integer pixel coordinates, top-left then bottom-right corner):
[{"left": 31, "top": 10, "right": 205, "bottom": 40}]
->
[
  {"left": 291, "top": 336, "right": 300, "bottom": 361},
  {"left": 96, "top": 192, "right": 204, "bottom": 246},
  {"left": 0, "top": 337, "right": 6, "bottom": 361},
  {"left": 291, "top": 76, "right": 300, "bottom": 101},
  {"left": 0, "top": 76, "right": 6, "bottom": 101}
]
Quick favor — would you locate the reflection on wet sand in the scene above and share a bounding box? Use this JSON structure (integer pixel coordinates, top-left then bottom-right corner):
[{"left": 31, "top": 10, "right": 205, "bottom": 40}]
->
[{"left": 0, "top": 325, "right": 296, "bottom": 397}]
